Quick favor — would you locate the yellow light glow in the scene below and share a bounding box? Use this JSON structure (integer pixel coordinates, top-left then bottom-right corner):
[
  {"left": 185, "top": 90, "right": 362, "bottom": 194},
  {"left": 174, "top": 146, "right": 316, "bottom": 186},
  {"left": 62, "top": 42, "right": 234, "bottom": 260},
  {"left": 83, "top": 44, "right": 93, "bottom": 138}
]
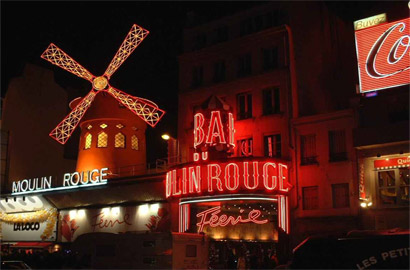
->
[
  {"left": 77, "top": 209, "right": 86, "bottom": 218},
  {"left": 102, "top": 208, "right": 110, "bottom": 215},
  {"left": 367, "top": 202, "right": 373, "bottom": 207},
  {"left": 150, "top": 203, "right": 159, "bottom": 213},
  {"left": 360, "top": 202, "right": 367, "bottom": 208},
  {"left": 111, "top": 207, "right": 120, "bottom": 216},
  {"left": 161, "top": 134, "right": 170, "bottom": 140},
  {"left": 69, "top": 210, "right": 77, "bottom": 219},
  {"left": 138, "top": 204, "right": 149, "bottom": 216}
]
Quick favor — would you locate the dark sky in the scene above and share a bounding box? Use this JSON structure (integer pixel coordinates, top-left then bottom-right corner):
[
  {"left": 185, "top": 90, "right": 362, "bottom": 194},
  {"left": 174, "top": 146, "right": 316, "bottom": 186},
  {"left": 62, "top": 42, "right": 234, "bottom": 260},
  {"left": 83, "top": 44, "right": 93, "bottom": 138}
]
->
[
  {"left": 1, "top": 1, "right": 263, "bottom": 163},
  {"left": 1, "top": 1, "right": 406, "bottom": 163}
]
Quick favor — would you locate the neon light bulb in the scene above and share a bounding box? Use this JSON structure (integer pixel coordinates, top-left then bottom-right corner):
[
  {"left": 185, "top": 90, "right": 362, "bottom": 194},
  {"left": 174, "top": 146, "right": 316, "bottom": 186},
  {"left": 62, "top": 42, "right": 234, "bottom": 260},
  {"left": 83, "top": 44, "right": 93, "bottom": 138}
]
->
[
  {"left": 188, "top": 166, "right": 201, "bottom": 193},
  {"left": 206, "top": 111, "right": 226, "bottom": 145},
  {"left": 193, "top": 153, "right": 200, "bottom": 161},
  {"left": 207, "top": 164, "right": 223, "bottom": 192},
  {"left": 263, "top": 163, "right": 277, "bottom": 190},
  {"left": 225, "top": 163, "right": 239, "bottom": 191},
  {"left": 194, "top": 113, "right": 205, "bottom": 148}
]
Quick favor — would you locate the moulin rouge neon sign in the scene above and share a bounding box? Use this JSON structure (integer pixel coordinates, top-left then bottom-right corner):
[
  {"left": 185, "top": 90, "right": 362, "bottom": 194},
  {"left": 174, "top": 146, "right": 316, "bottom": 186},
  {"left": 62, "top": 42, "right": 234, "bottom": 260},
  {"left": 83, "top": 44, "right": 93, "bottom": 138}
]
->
[
  {"left": 165, "top": 110, "right": 291, "bottom": 198},
  {"left": 355, "top": 18, "right": 410, "bottom": 92},
  {"left": 196, "top": 206, "right": 268, "bottom": 232}
]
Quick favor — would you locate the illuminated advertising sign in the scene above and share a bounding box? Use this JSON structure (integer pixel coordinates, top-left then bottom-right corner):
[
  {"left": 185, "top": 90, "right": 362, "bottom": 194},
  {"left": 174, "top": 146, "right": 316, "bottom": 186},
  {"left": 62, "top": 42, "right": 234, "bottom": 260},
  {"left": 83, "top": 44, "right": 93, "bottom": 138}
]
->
[
  {"left": 354, "top": 13, "right": 387, "bottom": 31},
  {"left": 1, "top": 217, "right": 57, "bottom": 242},
  {"left": 59, "top": 203, "right": 169, "bottom": 242},
  {"left": 166, "top": 109, "right": 291, "bottom": 234},
  {"left": 355, "top": 18, "right": 410, "bottom": 93},
  {"left": 374, "top": 156, "right": 410, "bottom": 169},
  {"left": 166, "top": 158, "right": 290, "bottom": 198},
  {"left": 11, "top": 168, "right": 108, "bottom": 195}
]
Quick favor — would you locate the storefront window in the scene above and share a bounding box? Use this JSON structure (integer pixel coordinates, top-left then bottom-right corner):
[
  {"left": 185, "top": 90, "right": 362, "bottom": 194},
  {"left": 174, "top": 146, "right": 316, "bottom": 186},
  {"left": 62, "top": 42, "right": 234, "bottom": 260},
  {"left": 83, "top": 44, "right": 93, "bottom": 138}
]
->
[{"left": 378, "top": 169, "right": 410, "bottom": 206}]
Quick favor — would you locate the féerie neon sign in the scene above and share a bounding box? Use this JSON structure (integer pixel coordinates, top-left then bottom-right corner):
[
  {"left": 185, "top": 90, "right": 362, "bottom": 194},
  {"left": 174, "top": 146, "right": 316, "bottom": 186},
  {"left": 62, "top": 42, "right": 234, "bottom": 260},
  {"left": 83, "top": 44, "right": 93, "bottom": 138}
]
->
[{"left": 196, "top": 206, "right": 268, "bottom": 232}]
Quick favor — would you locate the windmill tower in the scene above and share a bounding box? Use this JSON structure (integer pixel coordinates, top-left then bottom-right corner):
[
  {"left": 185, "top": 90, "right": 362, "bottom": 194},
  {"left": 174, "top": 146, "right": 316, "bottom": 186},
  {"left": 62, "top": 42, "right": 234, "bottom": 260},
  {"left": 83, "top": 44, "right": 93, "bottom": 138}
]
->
[{"left": 41, "top": 24, "right": 165, "bottom": 175}]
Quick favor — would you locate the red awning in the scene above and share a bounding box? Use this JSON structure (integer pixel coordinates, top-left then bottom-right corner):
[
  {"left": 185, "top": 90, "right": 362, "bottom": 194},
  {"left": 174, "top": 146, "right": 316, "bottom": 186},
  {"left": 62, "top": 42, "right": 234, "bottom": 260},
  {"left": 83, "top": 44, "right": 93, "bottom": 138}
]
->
[{"left": 11, "top": 242, "right": 53, "bottom": 248}]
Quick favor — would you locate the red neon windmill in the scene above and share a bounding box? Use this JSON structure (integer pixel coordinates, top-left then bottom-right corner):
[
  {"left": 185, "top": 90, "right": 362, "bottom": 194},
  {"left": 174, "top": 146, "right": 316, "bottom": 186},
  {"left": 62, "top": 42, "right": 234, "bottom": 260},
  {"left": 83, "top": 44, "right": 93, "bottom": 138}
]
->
[{"left": 41, "top": 24, "right": 165, "bottom": 144}]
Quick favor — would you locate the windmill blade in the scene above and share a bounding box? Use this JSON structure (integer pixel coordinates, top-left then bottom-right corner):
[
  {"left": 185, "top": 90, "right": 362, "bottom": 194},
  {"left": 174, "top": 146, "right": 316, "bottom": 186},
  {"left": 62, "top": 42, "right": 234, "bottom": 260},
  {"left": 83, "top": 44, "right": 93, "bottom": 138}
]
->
[
  {"left": 50, "top": 90, "right": 97, "bottom": 144},
  {"left": 107, "top": 87, "right": 165, "bottom": 127},
  {"left": 41, "top": 43, "right": 94, "bottom": 82},
  {"left": 104, "top": 24, "right": 149, "bottom": 79}
]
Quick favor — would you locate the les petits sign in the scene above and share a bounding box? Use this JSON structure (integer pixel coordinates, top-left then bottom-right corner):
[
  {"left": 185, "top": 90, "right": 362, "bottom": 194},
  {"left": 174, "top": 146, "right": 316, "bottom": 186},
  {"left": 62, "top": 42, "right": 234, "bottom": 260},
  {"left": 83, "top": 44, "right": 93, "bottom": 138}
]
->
[
  {"left": 165, "top": 110, "right": 292, "bottom": 198},
  {"left": 11, "top": 168, "right": 108, "bottom": 195},
  {"left": 355, "top": 17, "right": 410, "bottom": 93}
]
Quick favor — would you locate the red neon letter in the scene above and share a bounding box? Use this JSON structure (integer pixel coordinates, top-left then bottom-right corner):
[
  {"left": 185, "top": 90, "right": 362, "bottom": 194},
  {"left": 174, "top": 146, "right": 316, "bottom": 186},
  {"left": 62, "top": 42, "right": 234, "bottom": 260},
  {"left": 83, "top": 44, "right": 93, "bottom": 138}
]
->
[
  {"left": 165, "top": 171, "right": 172, "bottom": 198},
  {"left": 172, "top": 170, "right": 181, "bottom": 196},
  {"left": 182, "top": 167, "right": 188, "bottom": 194},
  {"left": 194, "top": 113, "right": 205, "bottom": 149},
  {"left": 207, "top": 164, "right": 223, "bottom": 192},
  {"left": 206, "top": 111, "right": 226, "bottom": 145},
  {"left": 228, "top": 113, "right": 235, "bottom": 147},
  {"left": 263, "top": 162, "right": 277, "bottom": 190},
  {"left": 189, "top": 166, "right": 201, "bottom": 193},
  {"left": 243, "top": 162, "right": 258, "bottom": 190},
  {"left": 278, "top": 164, "right": 291, "bottom": 192},
  {"left": 225, "top": 163, "right": 239, "bottom": 191}
]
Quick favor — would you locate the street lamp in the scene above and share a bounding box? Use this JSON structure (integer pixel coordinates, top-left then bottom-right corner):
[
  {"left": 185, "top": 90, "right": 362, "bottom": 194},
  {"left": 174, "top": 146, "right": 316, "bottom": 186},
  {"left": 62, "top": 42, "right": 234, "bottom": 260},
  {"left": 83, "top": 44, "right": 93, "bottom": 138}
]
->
[{"left": 161, "top": 133, "right": 180, "bottom": 165}]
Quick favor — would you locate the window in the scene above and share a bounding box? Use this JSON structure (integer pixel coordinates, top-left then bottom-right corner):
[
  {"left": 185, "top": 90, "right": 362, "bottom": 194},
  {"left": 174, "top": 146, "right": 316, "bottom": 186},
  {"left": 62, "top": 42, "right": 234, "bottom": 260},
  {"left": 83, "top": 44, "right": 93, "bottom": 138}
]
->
[
  {"left": 303, "top": 186, "right": 319, "bottom": 210},
  {"left": 262, "top": 47, "right": 279, "bottom": 70},
  {"left": 97, "top": 132, "right": 108, "bottom": 148},
  {"left": 213, "top": 61, "right": 225, "bottom": 82},
  {"left": 237, "top": 92, "right": 252, "bottom": 120},
  {"left": 300, "top": 134, "right": 317, "bottom": 165},
  {"left": 214, "top": 26, "right": 228, "bottom": 43},
  {"left": 240, "top": 17, "right": 254, "bottom": 36},
  {"left": 115, "top": 133, "right": 125, "bottom": 148},
  {"left": 329, "top": 130, "right": 347, "bottom": 161},
  {"left": 100, "top": 123, "right": 108, "bottom": 129},
  {"left": 131, "top": 135, "right": 139, "bottom": 150},
  {"left": 237, "top": 53, "right": 252, "bottom": 77},
  {"left": 262, "top": 87, "right": 280, "bottom": 115},
  {"left": 84, "top": 133, "right": 92, "bottom": 149},
  {"left": 238, "top": 138, "right": 253, "bottom": 157},
  {"left": 186, "top": 245, "right": 197, "bottom": 257},
  {"left": 332, "top": 183, "right": 350, "bottom": 208},
  {"left": 193, "top": 33, "right": 207, "bottom": 50},
  {"left": 116, "top": 124, "right": 124, "bottom": 129},
  {"left": 264, "top": 134, "right": 281, "bottom": 158},
  {"left": 191, "top": 66, "right": 203, "bottom": 88},
  {"left": 378, "top": 168, "right": 410, "bottom": 206}
]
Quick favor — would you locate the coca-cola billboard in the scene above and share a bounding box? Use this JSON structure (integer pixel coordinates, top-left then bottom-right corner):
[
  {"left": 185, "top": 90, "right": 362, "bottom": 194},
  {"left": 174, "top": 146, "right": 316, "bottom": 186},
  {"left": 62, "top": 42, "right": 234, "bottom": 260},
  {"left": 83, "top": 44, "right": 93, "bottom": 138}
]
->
[{"left": 355, "top": 18, "right": 410, "bottom": 93}]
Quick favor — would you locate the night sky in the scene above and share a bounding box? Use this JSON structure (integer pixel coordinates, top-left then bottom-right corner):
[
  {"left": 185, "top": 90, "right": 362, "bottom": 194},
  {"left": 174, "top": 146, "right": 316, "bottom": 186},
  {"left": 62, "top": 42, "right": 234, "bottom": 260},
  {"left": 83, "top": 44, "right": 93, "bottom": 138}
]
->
[
  {"left": 1, "top": 1, "right": 406, "bottom": 163},
  {"left": 1, "top": 1, "right": 263, "bottom": 163}
]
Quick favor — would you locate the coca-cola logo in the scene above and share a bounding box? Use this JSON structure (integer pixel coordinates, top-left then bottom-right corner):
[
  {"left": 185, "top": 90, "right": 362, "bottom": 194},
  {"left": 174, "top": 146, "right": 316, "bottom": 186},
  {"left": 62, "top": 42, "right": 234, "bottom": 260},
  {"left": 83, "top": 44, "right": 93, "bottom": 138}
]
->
[
  {"left": 13, "top": 222, "right": 40, "bottom": 231},
  {"left": 355, "top": 18, "right": 410, "bottom": 92}
]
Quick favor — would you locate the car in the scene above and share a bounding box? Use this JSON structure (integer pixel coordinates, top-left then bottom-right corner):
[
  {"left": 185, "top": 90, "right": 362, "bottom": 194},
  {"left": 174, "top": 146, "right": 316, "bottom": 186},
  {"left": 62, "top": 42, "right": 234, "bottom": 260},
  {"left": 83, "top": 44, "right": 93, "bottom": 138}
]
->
[{"left": 1, "top": 261, "right": 32, "bottom": 269}]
